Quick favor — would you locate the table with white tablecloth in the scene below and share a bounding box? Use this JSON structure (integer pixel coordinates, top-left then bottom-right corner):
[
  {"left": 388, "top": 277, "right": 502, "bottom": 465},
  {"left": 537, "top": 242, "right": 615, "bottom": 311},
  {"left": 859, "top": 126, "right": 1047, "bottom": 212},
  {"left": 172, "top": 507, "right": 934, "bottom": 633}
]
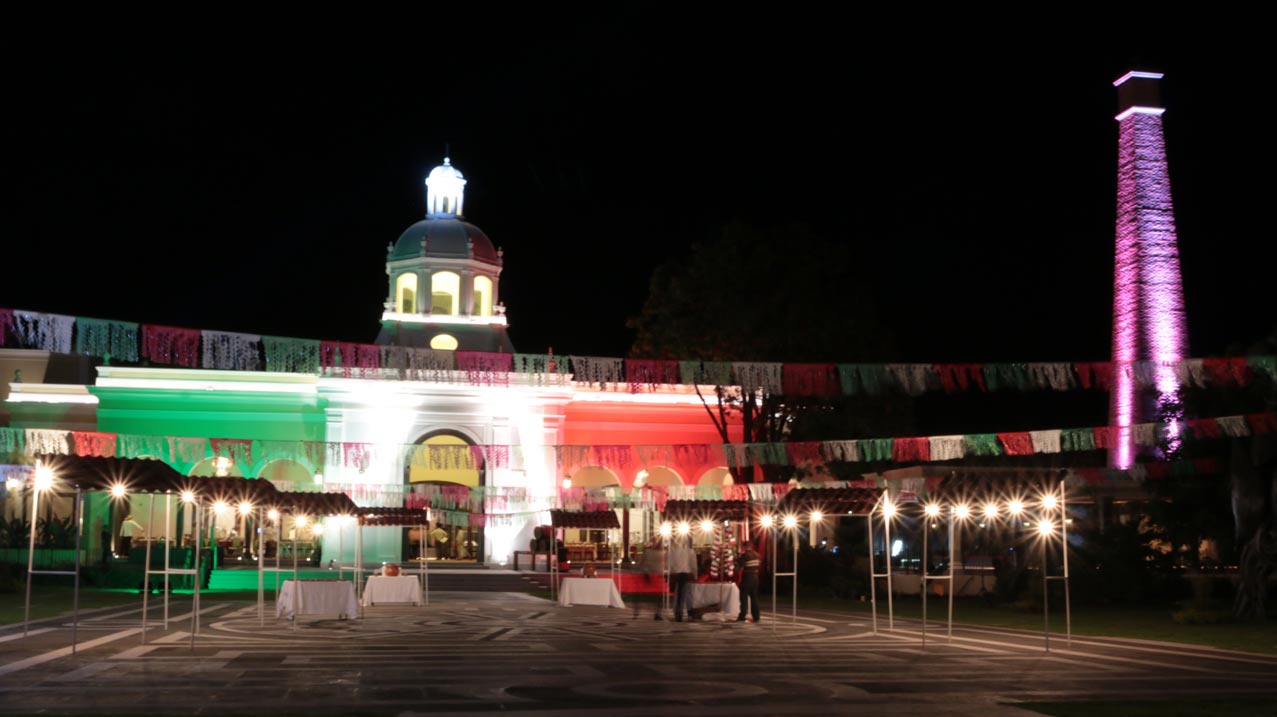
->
[
  {"left": 362, "top": 575, "right": 424, "bottom": 606},
  {"left": 686, "top": 582, "right": 740, "bottom": 616},
  {"left": 276, "top": 580, "right": 359, "bottom": 619},
  {"left": 558, "top": 577, "right": 626, "bottom": 608}
]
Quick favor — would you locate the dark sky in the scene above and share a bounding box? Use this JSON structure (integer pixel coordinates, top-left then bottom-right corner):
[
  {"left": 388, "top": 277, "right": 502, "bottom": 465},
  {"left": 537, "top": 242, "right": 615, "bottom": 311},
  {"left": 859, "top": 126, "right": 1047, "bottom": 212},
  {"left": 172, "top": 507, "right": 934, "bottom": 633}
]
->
[{"left": 6, "top": 15, "right": 1273, "bottom": 363}]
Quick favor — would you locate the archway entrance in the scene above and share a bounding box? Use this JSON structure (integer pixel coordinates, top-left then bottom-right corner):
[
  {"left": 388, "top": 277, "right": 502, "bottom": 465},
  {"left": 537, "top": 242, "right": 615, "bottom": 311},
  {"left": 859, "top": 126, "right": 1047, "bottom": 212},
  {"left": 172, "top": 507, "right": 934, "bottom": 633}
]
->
[{"left": 405, "top": 431, "right": 484, "bottom": 563}]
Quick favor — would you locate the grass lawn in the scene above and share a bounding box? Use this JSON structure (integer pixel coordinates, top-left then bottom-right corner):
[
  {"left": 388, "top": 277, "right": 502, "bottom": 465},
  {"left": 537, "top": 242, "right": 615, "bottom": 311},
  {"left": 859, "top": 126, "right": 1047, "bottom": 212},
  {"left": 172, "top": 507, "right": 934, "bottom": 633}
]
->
[
  {"left": 1015, "top": 698, "right": 1277, "bottom": 717},
  {"left": 802, "top": 594, "right": 1277, "bottom": 654},
  {"left": 0, "top": 587, "right": 144, "bottom": 625}
]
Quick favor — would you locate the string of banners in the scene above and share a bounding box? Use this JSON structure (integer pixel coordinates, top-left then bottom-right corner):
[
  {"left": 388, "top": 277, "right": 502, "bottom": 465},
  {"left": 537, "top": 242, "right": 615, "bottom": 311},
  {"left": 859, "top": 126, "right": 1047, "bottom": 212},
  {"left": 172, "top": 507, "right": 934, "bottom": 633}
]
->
[
  {"left": 4, "top": 413, "right": 1271, "bottom": 507},
  {"left": 4, "top": 309, "right": 1274, "bottom": 395}
]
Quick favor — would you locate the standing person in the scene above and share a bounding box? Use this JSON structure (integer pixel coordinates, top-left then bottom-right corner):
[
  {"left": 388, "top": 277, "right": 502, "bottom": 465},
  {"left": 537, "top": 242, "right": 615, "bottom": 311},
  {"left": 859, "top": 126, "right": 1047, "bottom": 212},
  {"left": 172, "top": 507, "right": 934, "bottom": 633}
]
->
[
  {"left": 736, "top": 542, "right": 762, "bottom": 623},
  {"left": 669, "top": 536, "right": 697, "bottom": 622},
  {"left": 430, "top": 526, "right": 449, "bottom": 560},
  {"left": 120, "top": 514, "right": 144, "bottom": 557},
  {"left": 633, "top": 538, "right": 666, "bottom": 620}
]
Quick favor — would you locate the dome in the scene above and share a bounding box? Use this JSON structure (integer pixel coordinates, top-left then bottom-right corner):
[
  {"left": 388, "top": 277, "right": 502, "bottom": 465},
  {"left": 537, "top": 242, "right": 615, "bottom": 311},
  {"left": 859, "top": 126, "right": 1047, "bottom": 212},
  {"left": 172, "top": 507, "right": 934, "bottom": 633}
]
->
[
  {"left": 427, "top": 160, "right": 465, "bottom": 185},
  {"left": 390, "top": 217, "right": 499, "bottom": 263}
]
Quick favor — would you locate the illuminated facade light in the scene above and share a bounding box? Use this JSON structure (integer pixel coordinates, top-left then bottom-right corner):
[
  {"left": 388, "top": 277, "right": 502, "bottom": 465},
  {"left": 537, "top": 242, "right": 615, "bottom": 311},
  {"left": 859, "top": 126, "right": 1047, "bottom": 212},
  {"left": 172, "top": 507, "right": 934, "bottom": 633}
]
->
[
  {"left": 426, "top": 157, "right": 467, "bottom": 217},
  {"left": 561, "top": 478, "right": 572, "bottom": 490},
  {"left": 313, "top": 472, "right": 324, "bottom": 485}
]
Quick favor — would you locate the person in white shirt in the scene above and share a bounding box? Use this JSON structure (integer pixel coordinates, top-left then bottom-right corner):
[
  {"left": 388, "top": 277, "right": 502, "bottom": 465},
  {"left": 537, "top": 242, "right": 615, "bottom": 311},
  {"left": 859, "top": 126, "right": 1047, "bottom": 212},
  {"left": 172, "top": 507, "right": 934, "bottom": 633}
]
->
[
  {"left": 119, "top": 515, "right": 144, "bottom": 557},
  {"left": 668, "top": 537, "right": 698, "bottom": 622}
]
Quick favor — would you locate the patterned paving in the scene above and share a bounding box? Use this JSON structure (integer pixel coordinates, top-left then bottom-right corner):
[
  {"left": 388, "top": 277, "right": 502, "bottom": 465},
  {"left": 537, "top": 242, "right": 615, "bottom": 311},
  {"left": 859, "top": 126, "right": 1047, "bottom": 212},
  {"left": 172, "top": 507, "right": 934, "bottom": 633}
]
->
[{"left": 2, "top": 592, "right": 1276, "bottom": 715}]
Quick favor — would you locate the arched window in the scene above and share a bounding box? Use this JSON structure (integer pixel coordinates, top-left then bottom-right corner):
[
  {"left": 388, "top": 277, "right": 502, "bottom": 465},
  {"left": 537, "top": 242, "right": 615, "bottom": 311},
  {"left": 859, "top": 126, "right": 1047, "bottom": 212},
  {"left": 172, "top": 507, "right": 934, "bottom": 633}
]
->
[
  {"left": 431, "top": 271, "right": 460, "bottom": 315},
  {"left": 396, "top": 273, "right": 418, "bottom": 314},
  {"left": 472, "top": 275, "right": 493, "bottom": 316},
  {"left": 430, "top": 333, "right": 458, "bottom": 351}
]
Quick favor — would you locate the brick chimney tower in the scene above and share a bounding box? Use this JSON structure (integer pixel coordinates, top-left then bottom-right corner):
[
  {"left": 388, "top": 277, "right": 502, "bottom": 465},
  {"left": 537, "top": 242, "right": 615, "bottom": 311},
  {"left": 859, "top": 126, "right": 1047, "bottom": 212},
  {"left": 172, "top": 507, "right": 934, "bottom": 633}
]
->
[{"left": 1109, "top": 71, "right": 1189, "bottom": 468}]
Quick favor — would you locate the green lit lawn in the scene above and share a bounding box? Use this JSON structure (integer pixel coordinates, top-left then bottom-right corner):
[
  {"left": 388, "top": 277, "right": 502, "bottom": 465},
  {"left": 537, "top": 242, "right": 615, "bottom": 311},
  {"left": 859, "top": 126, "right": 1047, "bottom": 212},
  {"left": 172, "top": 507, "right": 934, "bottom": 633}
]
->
[
  {"left": 809, "top": 595, "right": 1277, "bottom": 655},
  {"left": 1015, "top": 699, "right": 1277, "bottom": 717}
]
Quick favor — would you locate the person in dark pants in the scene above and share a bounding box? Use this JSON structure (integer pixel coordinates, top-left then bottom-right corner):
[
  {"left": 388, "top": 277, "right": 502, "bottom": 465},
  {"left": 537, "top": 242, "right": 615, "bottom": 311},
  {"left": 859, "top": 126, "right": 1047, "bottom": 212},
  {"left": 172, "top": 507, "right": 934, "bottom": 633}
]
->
[
  {"left": 668, "top": 536, "right": 697, "bottom": 622},
  {"left": 736, "top": 544, "right": 762, "bottom": 623}
]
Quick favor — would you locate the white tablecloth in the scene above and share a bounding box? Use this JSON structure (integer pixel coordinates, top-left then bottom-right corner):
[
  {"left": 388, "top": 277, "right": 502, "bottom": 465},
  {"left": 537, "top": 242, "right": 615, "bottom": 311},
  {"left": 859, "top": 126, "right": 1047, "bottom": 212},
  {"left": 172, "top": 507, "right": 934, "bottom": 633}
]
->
[
  {"left": 686, "top": 582, "right": 740, "bottom": 616},
  {"left": 362, "top": 575, "right": 424, "bottom": 606},
  {"left": 276, "top": 580, "right": 358, "bottom": 619},
  {"left": 558, "top": 577, "right": 626, "bottom": 608}
]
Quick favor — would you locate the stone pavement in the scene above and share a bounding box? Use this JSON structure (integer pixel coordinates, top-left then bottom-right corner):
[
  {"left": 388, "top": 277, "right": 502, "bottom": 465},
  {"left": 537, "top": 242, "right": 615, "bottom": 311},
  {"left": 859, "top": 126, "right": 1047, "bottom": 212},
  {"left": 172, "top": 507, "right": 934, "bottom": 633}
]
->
[{"left": 1, "top": 591, "right": 1276, "bottom": 715}]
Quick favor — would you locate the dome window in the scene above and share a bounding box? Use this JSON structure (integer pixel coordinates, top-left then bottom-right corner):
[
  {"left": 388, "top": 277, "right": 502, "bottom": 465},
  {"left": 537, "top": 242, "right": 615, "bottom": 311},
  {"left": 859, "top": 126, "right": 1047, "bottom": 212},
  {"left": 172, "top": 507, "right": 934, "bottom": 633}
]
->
[
  {"left": 396, "top": 273, "right": 418, "bottom": 314},
  {"left": 473, "top": 276, "right": 493, "bottom": 316},
  {"left": 431, "top": 271, "right": 460, "bottom": 315}
]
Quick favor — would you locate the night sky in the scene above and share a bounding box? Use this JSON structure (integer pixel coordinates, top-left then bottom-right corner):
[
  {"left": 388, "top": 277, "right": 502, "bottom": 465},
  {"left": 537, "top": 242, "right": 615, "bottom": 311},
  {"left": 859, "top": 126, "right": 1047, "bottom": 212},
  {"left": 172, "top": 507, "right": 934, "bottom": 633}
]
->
[{"left": 7, "top": 16, "right": 1273, "bottom": 364}]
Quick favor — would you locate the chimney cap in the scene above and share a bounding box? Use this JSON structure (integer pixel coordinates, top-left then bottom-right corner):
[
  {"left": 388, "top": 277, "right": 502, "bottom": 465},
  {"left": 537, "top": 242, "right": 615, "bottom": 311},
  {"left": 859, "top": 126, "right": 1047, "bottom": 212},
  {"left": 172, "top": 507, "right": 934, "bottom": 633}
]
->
[{"left": 1114, "top": 70, "right": 1164, "bottom": 120}]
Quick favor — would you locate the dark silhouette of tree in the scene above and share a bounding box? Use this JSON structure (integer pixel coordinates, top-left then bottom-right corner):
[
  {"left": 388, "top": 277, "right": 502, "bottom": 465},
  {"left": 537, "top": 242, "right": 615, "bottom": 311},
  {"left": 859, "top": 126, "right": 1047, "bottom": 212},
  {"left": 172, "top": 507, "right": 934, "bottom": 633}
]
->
[{"left": 628, "top": 221, "right": 909, "bottom": 481}]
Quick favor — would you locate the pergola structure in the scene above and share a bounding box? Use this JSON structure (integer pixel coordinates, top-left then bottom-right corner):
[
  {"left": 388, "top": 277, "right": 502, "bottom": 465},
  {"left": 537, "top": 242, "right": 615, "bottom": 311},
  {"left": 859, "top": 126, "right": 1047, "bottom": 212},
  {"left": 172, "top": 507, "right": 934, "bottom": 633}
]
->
[
  {"left": 356, "top": 507, "right": 433, "bottom": 610},
  {"left": 769, "top": 487, "right": 887, "bottom": 626},
  {"left": 259, "top": 491, "right": 361, "bottom": 626},
  {"left": 548, "top": 509, "right": 621, "bottom": 602},
  {"left": 925, "top": 473, "right": 1072, "bottom": 649},
  {"left": 23, "top": 455, "right": 286, "bottom": 650}
]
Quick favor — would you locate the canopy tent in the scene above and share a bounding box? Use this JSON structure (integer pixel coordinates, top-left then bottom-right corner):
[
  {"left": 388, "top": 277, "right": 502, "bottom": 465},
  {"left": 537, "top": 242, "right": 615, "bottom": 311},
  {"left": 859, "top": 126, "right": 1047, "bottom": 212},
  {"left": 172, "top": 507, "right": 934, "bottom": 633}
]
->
[
  {"left": 661, "top": 500, "right": 749, "bottom": 524},
  {"left": 775, "top": 487, "right": 884, "bottom": 516}
]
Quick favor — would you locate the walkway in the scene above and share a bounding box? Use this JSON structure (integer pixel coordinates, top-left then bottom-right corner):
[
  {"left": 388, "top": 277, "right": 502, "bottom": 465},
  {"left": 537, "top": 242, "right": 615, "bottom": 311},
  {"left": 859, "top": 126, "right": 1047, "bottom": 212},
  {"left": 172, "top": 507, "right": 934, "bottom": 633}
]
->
[{"left": 2, "top": 592, "right": 1275, "bottom": 715}]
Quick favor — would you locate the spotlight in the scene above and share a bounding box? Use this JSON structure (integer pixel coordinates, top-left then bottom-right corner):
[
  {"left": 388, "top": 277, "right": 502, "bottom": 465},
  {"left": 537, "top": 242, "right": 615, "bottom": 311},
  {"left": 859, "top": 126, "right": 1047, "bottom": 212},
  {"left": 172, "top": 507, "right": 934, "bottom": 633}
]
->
[
  {"left": 783, "top": 515, "right": 798, "bottom": 529},
  {"left": 700, "top": 520, "right": 714, "bottom": 534},
  {"left": 34, "top": 464, "right": 54, "bottom": 491},
  {"left": 238, "top": 502, "right": 253, "bottom": 516},
  {"left": 924, "top": 504, "right": 940, "bottom": 518},
  {"left": 883, "top": 501, "right": 897, "bottom": 518},
  {"left": 810, "top": 511, "right": 823, "bottom": 522},
  {"left": 110, "top": 483, "right": 127, "bottom": 498},
  {"left": 295, "top": 515, "right": 309, "bottom": 528},
  {"left": 1008, "top": 500, "right": 1024, "bottom": 516},
  {"left": 181, "top": 490, "right": 196, "bottom": 504},
  {"left": 954, "top": 504, "right": 970, "bottom": 520},
  {"left": 1041, "top": 494, "right": 1058, "bottom": 510},
  {"left": 213, "top": 500, "right": 229, "bottom": 514},
  {"left": 268, "top": 509, "right": 281, "bottom": 521},
  {"left": 760, "top": 515, "right": 774, "bottom": 529},
  {"left": 983, "top": 503, "right": 998, "bottom": 519},
  {"left": 677, "top": 521, "right": 690, "bottom": 536},
  {"left": 1036, "top": 519, "right": 1054, "bottom": 537},
  {"left": 312, "top": 524, "right": 325, "bottom": 536}
]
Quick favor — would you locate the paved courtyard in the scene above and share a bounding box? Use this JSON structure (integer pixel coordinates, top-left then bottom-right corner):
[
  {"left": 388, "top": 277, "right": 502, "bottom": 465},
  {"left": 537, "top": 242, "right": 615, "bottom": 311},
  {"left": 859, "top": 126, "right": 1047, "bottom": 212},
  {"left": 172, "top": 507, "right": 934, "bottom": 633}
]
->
[{"left": 2, "top": 591, "right": 1276, "bottom": 715}]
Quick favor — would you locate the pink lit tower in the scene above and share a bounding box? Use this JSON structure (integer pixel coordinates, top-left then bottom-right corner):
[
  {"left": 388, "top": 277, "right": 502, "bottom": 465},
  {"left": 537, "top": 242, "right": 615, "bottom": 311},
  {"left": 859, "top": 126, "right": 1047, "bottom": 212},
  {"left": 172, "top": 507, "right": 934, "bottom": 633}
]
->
[{"left": 1109, "top": 70, "right": 1189, "bottom": 468}]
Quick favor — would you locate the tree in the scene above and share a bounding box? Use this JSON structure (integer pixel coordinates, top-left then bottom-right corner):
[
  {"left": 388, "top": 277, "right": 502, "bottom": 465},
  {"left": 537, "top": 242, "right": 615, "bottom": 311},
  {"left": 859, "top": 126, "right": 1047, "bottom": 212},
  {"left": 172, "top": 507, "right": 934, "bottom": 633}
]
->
[{"left": 628, "top": 221, "right": 909, "bottom": 481}]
